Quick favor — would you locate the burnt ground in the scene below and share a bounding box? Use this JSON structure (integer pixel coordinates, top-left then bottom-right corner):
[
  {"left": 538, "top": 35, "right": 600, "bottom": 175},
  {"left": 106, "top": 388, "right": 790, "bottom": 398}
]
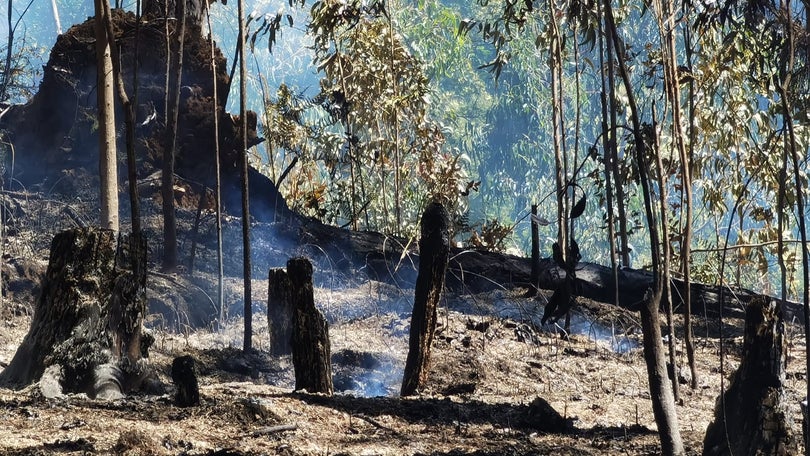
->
[
  {"left": 1, "top": 285, "right": 808, "bottom": 456},
  {"left": 0, "top": 192, "right": 807, "bottom": 455}
]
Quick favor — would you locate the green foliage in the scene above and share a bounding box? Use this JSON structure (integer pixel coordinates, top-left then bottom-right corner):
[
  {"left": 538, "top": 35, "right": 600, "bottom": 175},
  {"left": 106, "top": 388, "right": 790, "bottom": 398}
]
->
[{"left": 259, "top": 0, "right": 469, "bottom": 235}]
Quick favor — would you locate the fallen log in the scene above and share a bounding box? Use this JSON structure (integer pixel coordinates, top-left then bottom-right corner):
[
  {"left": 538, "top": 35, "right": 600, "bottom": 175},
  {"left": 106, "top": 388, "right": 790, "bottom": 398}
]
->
[{"left": 293, "top": 217, "right": 804, "bottom": 322}]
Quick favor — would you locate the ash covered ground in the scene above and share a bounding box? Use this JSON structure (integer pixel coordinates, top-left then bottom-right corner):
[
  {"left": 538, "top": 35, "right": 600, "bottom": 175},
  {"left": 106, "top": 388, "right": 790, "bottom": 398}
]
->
[{"left": 0, "top": 192, "right": 807, "bottom": 455}]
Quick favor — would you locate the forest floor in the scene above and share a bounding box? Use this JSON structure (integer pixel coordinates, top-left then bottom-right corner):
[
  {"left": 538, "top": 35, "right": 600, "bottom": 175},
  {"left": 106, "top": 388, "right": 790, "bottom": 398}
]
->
[
  {"left": 0, "top": 191, "right": 805, "bottom": 455},
  {"left": 0, "top": 272, "right": 808, "bottom": 455}
]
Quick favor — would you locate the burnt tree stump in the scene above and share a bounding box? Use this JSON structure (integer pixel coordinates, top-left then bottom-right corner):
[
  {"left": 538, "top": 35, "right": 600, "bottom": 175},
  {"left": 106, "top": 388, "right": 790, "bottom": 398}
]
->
[
  {"left": 703, "top": 297, "right": 796, "bottom": 455},
  {"left": 401, "top": 202, "right": 451, "bottom": 397},
  {"left": 0, "top": 228, "right": 149, "bottom": 399},
  {"left": 171, "top": 355, "right": 200, "bottom": 407},
  {"left": 268, "top": 268, "right": 293, "bottom": 355},
  {"left": 289, "top": 257, "right": 333, "bottom": 395}
]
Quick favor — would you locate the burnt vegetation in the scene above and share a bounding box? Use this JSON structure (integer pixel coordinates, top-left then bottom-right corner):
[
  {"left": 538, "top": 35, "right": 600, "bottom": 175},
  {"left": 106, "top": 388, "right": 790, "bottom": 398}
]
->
[{"left": 0, "top": 0, "right": 808, "bottom": 454}]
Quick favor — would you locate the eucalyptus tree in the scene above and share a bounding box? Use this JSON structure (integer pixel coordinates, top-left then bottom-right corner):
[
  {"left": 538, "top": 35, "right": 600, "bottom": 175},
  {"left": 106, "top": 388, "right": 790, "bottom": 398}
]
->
[
  {"left": 308, "top": 0, "right": 458, "bottom": 234},
  {"left": 253, "top": 0, "right": 467, "bottom": 236},
  {"left": 237, "top": 0, "right": 253, "bottom": 352},
  {"left": 161, "top": 0, "right": 188, "bottom": 271},
  {"left": 463, "top": 0, "right": 685, "bottom": 452},
  {"left": 93, "top": 0, "right": 119, "bottom": 233},
  {"left": 605, "top": 4, "right": 684, "bottom": 451}
]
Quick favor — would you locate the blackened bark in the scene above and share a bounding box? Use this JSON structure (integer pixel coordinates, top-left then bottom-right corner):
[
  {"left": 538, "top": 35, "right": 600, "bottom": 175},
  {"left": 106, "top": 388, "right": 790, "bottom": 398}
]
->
[
  {"left": 268, "top": 267, "right": 293, "bottom": 355},
  {"left": 289, "top": 257, "right": 332, "bottom": 395},
  {"left": 0, "top": 228, "right": 149, "bottom": 398},
  {"left": 171, "top": 355, "right": 200, "bottom": 407},
  {"left": 529, "top": 203, "right": 540, "bottom": 297},
  {"left": 702, "top": 298, "right": 796, "bottom": 455},
  {"left": 401, "top": 202, "right": 451, "bottom": 397},
  {"left": 112, "top": 232, "right": 148, "bottom": 364}
]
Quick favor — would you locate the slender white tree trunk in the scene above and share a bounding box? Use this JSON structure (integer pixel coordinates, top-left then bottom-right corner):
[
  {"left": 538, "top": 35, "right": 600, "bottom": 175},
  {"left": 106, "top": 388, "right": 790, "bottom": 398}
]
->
[
  {"left": 51, "top": 0, "right": 62, "bottom": 35},
  {"left": 94, "top": 0, "right": 118, "bottom": 233}
]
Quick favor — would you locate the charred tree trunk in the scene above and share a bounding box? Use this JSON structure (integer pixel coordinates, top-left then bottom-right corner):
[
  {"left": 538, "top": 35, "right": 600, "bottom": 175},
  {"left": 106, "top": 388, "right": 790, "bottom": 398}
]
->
[
  {"left": 529, "top": 203, "right": 540, "bottom": 297},
  {"left": 289, "top": 257, "right": 332, "bottom": 395},
  {"left": 0, "top": 227, "right": 149, "bottom": 399},
  {"left": 401, "top": 202, "right": 451, "bottom": 397},
  {"left": 171, "top": 355, "right": 200, "bottom": 407},
  {"left": 703, "top": 297, "right": 796, "bottom": 455},
  {"left": 268, "top": 267, "right": 293, "bottom": 355}
]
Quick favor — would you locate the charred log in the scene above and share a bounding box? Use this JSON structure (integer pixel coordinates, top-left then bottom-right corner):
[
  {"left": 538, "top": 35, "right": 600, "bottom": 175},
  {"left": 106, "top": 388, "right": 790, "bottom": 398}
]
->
[
  {"left": 702, "top": 297, "right": 797, "bottom": 455},
  {"left": 289, "top": 257, "right": 333, "bottom": 395},
  {"left": 0, "top": 227, "right": 149, "bottom": 398},
  {"left": 401, "top": 202, "right": 451, "bottom": 397}
]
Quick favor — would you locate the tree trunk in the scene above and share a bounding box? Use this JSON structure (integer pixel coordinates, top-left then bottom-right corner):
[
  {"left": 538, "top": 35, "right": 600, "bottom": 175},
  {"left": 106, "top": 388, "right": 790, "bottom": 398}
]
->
[
  {"left": 237, "top": 0, "right": 252, "bottom": 352},
  {"left": 94, "top": 0, "right": 119, "bottom": 233},
  {"left": 171, "top": 355, "right": 200, "bottom": 407},
  {"left": 0, "top": 0, "right": 13, "bottom": 102},
  {"left": 0, "top": 228, "right": 149, "bottom": 398},
  {"left": 51, "top": 0, "right": 62, "bottom": 35},
  {"left": 289, "top": 257, "right": 332, "bottom": 395},
  {"left": 529, "top": 203, "right": 540, "bottom": 297},
  {"left": 98, "top": 0, "right": 140, "bottom": 236},
  {"left": 206, "top": 6, "right": 225, "bottom": 326},
  {"left": 702, "top": 298, "right": 796, "bottom": 455},
  {"left": 268, "top": 267, "right": 293, "bottom": 355},
  {"left": 162, "top": 0, "right": 186, "bottom": 271},
  {"left": 401, "top": 202, "right": 451, "bottom": 397},
  {"left": 605, "top": 2, "right": 684, "bottom": 452}
]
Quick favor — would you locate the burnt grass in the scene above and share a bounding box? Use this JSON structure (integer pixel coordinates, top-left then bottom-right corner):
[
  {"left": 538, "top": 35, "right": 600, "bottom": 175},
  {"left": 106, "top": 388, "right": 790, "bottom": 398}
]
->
[{"left": 0, "top": 192, "right": 808, "bottom": 455}]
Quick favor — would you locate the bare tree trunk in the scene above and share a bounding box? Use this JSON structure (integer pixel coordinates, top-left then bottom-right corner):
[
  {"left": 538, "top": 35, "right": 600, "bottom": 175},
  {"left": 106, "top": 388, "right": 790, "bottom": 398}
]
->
[
  {"left": 188, "top": 186, "right": 206, "bottom": 274},
  {"left": 237, "top": 0, "right": 252, "bottom": 351},
  {"left": 0, "top": 0, "right": 13, "bottom": 102},
  {"left": 98, "top": 0, "right": 140, "bottom": 237},
  {"left": 597, "top": 4, "right": 620, "bottom": 306},
  {"left": 401, "top": 202, "right": 450, "bottom": 397},
  {"left": 289, "top": 257, "right": 332, "bottom": 395},
  {"left": 604, "top": 26, "right": 629, "bottom": 268},
  {"left": 779, "top": 80, "right": 810, "bottom": 456},
  {"left": 654, "top": 0, "right": 694, "bottom": 390},
  {"left": 0, "top": 228, "right": 149, "bottom": 398},
  {"left": 548, "top": 1, "right": 567, "bottom": 265},
  {"left": 205, "top": 5, "right": 225, "bottom": 327},
  {"left": 605, "top": 3, "right": 684, "bottom": 453},
  {"left": 268, "top": 268, "right": 293, "bottom": 355},
  {"left": 702, "top": 298, "right": 795, "bottom": 455},
  {"left": 94, "top": 0, "right": 119, "bottom": 233},
  {"left": 529, "top": 203, "right": 540, "bottom": 297},
  {"left": 652, "top": 104, "right": 679, "bottom": 402},
  {"left": 683, "top": 22, "right": 698, "bottom": 389},
  {"left": 162, "top": 0, "right": 186, "bottom": 271},
  {"left": 388, "top": 11, "right": 402, "bottom": 235},
  {"left": 51, "top": 0, "right": 62, "bottom": 34}
]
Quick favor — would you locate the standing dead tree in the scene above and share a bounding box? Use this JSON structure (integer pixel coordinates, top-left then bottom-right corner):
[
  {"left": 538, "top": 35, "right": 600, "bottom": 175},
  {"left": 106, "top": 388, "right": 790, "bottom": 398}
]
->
[
  {"left": 0, "top": 227, "right": 149, "bottom": 399},
  {"left": 289, "top": 257, "right": 332, "bottom": 395},
  {"left": 268, "top": 268, "right": 293, "bottom": 355},
  {"left": 702, "top": 297, "right": 796, "bottom": 455},
  {"left": 401, "top": 202, "right": 450, "bottom": 397}
]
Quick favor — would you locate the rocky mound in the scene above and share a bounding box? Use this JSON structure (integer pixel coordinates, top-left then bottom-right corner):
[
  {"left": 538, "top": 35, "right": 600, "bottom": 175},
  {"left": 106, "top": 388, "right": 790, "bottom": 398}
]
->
[{"left": 0, "top": 8, "right": 288, "bottom": 222}]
